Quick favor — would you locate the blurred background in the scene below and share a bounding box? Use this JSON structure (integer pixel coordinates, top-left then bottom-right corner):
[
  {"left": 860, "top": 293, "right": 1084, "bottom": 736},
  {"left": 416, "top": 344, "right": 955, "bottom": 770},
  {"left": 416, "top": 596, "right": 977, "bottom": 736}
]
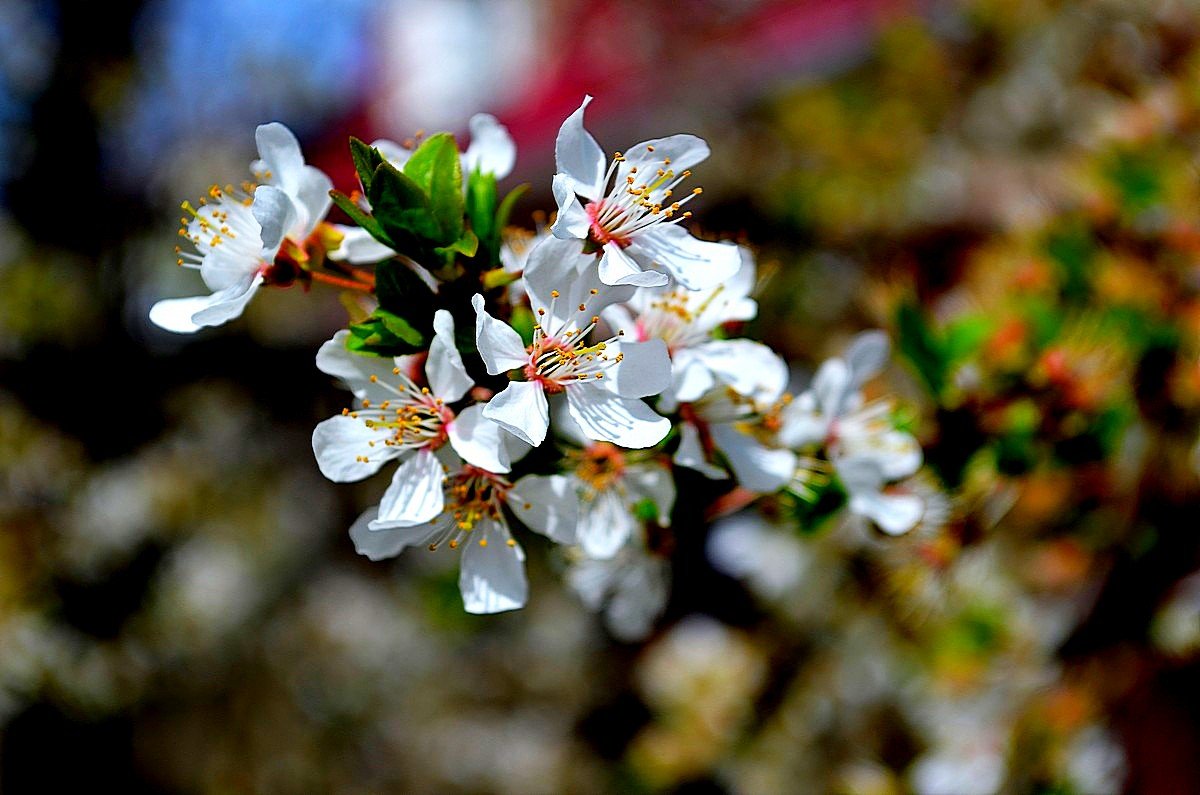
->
[{"left": 3, "top": 0, "right": 1200, "bottom": 792}]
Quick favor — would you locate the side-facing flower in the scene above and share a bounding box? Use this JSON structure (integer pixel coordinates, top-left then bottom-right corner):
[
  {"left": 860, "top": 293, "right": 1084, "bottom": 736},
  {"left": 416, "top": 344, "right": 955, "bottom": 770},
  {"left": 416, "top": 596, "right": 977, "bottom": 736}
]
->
[
  {"left": 329, "top": 113, "right": 516, "bottom": 265},
  {"left": 549, "top": 95, "right": 741, "bottom": 290},
  {"left": 350, "top": 465, "right": 576, "bottom": 614},
  {"left": 473, "top": 236, "right": 673, "bottom": 448},
  {"left": 312, "top": 310, "right": 512, "bottom": 527},
  {"left": 777, "top": 331, "right": 924, "bottom": 534},
  {"left": 605, "top": 247, "right": 777, "bottom": 410},
  {"left": 150, "top": 123, "right": 332, "bottom": 333}
]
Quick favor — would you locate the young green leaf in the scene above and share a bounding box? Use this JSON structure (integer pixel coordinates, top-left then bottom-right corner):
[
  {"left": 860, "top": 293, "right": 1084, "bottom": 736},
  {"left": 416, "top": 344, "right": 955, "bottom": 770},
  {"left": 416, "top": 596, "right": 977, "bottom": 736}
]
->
[
  {"left": 328, "top": 190, "right": 392, "bottom": 249},
  {"left": 403, "top": 133, "right": 464, "bottom": 245}
]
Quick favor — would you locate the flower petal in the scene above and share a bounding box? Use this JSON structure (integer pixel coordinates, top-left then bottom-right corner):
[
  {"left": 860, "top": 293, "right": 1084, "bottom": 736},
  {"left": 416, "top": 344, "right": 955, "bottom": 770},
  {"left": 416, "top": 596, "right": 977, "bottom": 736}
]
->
[
  {"left": 373, "top": 447, "right": 446, "bottom": 527},
  {"left": 599, "top": 243, "right": 668, "bottom": 287},
  {"left": 692, "top": 339, "right": 789, "bottom": 403},
  {"left": 327, "top": 225, "right": 396, "bottom": 263},
  {"left": 149, "top": 295, "right": 214, "bottom": 334},
  {"left": 311, "top": 414, "right": 401, "bottom": 482},
  {"left": 627, "top": 463, "right": 676, "bottom": 526},
  {"left": 426, "top": 309, "right": 473, "bottom": 402},
  {"left": 254, "top": 123, "right": 305, "bottom": 193},
  {"left": 845, "top": 330, "right": 890, "bottom": 384},
  {"left": 509, "top": 473, "right": 578, "bottom": 544},
  {"left": 464, "top": 113, "right": 516, "bottom": 178},
  {"left": 566, "top": 383, "right": 669, "bottom": 448},
  {"left": 554, "top": 95, "right": 607, "bottom": 201},
  {"left": 710, "top": 423, "right": 795, "bottom": 493},
  {"left": 628, "top": 224, "right": 741, "bottom": 291},
  {"left": 616, "top": 133, "right": 710, "bottom": 200},
  {"left": 350, "top": 506, "right": 415, "bottom": 564},
  {"left": 577, "top": 490, "right": 637, "bottom": 559},
  {"left": 670, "top": 350, "right": 717, "bottom": 406},
  {"left": 673, "top": 421, "right": 729, "bottom": 480},
  {"left": 315, "top": 330, "right": 400, "bottom": 401},
  {"left": 605, "top": 554, "right": 670, "bottom": 641},
  {"left": 251, "top": 184, "right": 298, "bottom": 252},
  {"left": 550, "top": 173, "right": 593, "bottom": 240},
  {"left": 606, "top": 339, "right": 671, "bottom": 398},
  {"left": 812, "top": 358, "right": 853, "bottom": 419},
  {"left": 483, "top": 381, "right": 549, "bottom": 447},
  {"left": 190, "top": 275, "right": 264, "bottom": 328},
  {"left": 847, "top": 490, "right": 924, "bottom": 535},
  {"left": 459, "top": 520, "right": 528, "bottom": 614},
  {"left": 472, "top": 294, "right": 528, "bottom": 374},
  {"left": 447, "top": 404, "right": 512, "bottom": 472}
]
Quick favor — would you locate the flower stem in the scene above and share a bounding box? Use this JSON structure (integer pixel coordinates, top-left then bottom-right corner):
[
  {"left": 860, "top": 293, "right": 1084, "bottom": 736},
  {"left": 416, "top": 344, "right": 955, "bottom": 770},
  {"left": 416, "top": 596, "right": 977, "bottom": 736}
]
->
[{"left": 311, "top": 271, "right": 375, "bottom": 292}]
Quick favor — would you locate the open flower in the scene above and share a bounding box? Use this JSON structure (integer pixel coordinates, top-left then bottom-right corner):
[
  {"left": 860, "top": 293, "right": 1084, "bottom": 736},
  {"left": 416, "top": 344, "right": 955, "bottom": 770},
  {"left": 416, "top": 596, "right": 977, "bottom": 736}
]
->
[
  {"left": 674, "top": 379, "right": 800, "bottom": 494},
  {"left": 312, "top": 310, "right": 513, "bottom": 528},
  {"left": 567, "top": 541, "right": 671, "bottom": 641},
  {"left": 549, "top": 95, "right": 741, "bottom": 290},
  {"left": 329, "top": 113, "right": 516, "bottom": 265},
  {"left": 777, "top": 332, "right": 924, "bottom": 534},
  {"left": 604, "top": 248, "right": 777, "bottom": 410},
  {"left": 473, "top": 236, "right": 673, "bottom": 449},
  {"left": 150, "top": 123, "right": 332, "bottom": 333},
  {"left": 349, "top": 465, "right": 576, "bottom": 614}
]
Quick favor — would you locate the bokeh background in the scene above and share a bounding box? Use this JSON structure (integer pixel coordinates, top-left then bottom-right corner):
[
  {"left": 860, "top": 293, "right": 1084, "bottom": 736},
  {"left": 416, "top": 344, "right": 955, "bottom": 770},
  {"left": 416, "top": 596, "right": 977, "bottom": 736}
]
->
[{"left": 4, "top": 0, "right": 1200, "bottom": 792}]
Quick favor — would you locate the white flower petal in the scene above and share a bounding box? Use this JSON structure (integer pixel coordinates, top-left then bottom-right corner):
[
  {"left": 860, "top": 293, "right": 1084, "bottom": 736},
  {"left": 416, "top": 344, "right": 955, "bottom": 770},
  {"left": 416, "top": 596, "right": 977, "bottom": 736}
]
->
[
  {"left": 692, "top": 339, "right": 789, "bottom": 403},
  {"left": 576, "top": 490, "right": 636, "bottom": 559},
  {"left": 554, "top": 95, "right": 607, "bottom": 201},
  {"left": 483, "top": 381, "right": 549, "bottom": 447},
  {"left": 254, "top": 123, "right": 305, "bottom": 194},
  {"left": 447, "top": 404, "right": 511, "bottom": 472},
  {"left": 426, "top": 309, "right": 473, "bottom": 402},
  {"left": 605, "top": 554, "right": 670, "bottom": 641},
  {"left": 311, "top": 414, "right": 401, "bottom": 482},
  {"left": 149, "top": 295, "right": 213, "bottom": 334},
  {"left": 550, "top": 173, "right": 593, "bottom": 240},
  {"left": 472, "top": 294, "right": 528, "bottom": 374},
  {"left": 189, "top": 275, "right": 264, "bottom": 328},
  {"left": 849, "top": 492, "right": 924, "bottom": 536},
  {"left": 845, "top": 330, "right": 890, "bottom": 384},
  {"left": 616, "top": 133, "right": 710, "bottom": 198},
  {"left": 373, "top": 447, "right": 446, "bottom": 527},
  {"left": 459, "top": 520, "right": 528, "bottom": 614},
  {"left": 315, "top": 330, "right": 400, "bottom": 401},
  {"left": 812, "top": 358, "right": 854, "bottom": 419},
  {"left": 673, "top": 421, "right": 729, "bottom": 480},
  {"left": 349, "top": 507, "right": 401, "bottom": 560},
  {"left": 327, "top": 225, "right": 396, "bottom": 263},
  {"left": 670, "top": 350, "right": 717, "bottom": 406},
  {"left": 710, "top": 423, "right": 795, "bottom": 493},
  {"left": 606, "top": 338, "right": 671, "bottom": 398},
  {"left": 627, "top": 463, "right": 676, "bottom": 525},
  {"left": 464, "top": 113, "right": 516, "bottom": 178},
  {"left": 509, "top": 474, "right": 578, "bottom": 544},
  {"left": 628, "top": 224, "right": 741, "bottom": 291},
  {"left": 599, "top": 243, "right": 668, "bottom": 287},
  {"left": 566, "top": 383, "right": 669, "bottom": 448},
  {"left": 251, "top": 184, "right": 298, "bottom": 252}
]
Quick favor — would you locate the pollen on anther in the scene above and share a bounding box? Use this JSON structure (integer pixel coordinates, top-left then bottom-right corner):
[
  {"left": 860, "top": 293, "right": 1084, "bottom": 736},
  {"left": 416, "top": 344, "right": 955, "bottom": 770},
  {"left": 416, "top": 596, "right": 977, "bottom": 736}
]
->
[
  {"left": 578, "top": 303, "right": 586, "bottom": 311},
  {"left": 392, "top": 367, "right": 401, "bottom": 375},
  {"left": 369, "top": 374, "right": 378, "bottom": 382},
  {"left": 646, "top": 145, "right": 655, "bottom": 152},
  {"left": 506, "top": 539, "right": 516, "bottom": 547},
  {"left": 551, "top": 290, "right": 560, "bottom": 298},
  {"left": 479, "top": 538, "right": 488, "bottom": 547}
]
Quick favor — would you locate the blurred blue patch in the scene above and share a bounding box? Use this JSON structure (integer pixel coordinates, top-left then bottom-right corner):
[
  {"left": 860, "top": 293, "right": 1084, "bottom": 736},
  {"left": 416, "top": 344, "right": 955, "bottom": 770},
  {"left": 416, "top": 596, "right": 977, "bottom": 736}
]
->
[
  {"left": 115, "top": 0, "right": 378, "bottom": 179},
  {"left": 0, "top": 0, "right": 58, "bottom": 198}
]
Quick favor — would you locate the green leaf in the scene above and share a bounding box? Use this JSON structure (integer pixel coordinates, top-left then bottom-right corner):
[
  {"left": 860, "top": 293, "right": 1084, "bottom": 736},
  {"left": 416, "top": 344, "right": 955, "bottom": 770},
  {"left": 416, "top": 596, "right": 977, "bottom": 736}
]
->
[
  {"left": 349, "top": 137, "right": 386, "bottom": 192},
  {"left": 347, "top": 309, "right": 426, "bottom": 356},
  {"left": 435, "top": 229, "right": 478, "bottom": 260},
  {"left": 466, "top": 169, "right": 499, "bottom": 262},
  {"left": 369, "top": 160, "right": 442, "bottom": 246},
  {"left": 374, "top": 259, "right": 436, "bottom": 325},
  {"left": 328, "top": 190, "right": 393, "bottom": 250},
  {"left": 896, "top": 301, "right": 947, "bottom": 397},
  {"left": 403, "top": 133, "right": 464, "bottom": 244}
]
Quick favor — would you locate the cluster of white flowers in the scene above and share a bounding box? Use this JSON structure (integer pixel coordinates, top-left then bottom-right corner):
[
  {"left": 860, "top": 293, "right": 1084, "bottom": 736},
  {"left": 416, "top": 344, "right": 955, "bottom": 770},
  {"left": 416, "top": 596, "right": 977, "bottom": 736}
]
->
[{"left": 149, "top": 97, "right": 933, "bottom": 632}]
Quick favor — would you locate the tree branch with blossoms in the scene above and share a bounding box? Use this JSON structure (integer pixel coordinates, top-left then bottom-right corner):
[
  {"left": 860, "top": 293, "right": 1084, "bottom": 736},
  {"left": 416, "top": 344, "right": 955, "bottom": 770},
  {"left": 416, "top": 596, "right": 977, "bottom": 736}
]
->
[{"left": 149, "top": 96, "right": 935, "bottom": 636}]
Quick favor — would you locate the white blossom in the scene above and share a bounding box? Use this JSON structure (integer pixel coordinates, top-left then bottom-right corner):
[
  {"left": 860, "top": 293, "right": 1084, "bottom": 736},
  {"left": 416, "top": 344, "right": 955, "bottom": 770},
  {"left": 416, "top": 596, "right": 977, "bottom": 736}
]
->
[
  {"left": 150, "top": 123, "right": 332, "bottom": 333},
  {"left": 312, "top": 310, "right": 513, "bottom": 528},
  {"left": 349, "top": 465, "right": 576, "bottom": 614},
  {"left": 567, "top": 542, "right": 671, "bottom": 642},
  {"left": 549, "top": 95, "right": 741, "bottom": 290},
  {"left": 778, "top": 332, "right": 924, "bottom": 534},
  {"left": 473, "top": 236, "right": 673, "bottom": 449}
]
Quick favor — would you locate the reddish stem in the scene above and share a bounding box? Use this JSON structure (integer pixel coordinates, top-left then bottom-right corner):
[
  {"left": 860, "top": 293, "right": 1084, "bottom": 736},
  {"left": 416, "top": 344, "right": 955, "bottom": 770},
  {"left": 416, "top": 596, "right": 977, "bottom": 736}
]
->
[{"left": 310, "top": 271, "right": 375, "bottom": 292}]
